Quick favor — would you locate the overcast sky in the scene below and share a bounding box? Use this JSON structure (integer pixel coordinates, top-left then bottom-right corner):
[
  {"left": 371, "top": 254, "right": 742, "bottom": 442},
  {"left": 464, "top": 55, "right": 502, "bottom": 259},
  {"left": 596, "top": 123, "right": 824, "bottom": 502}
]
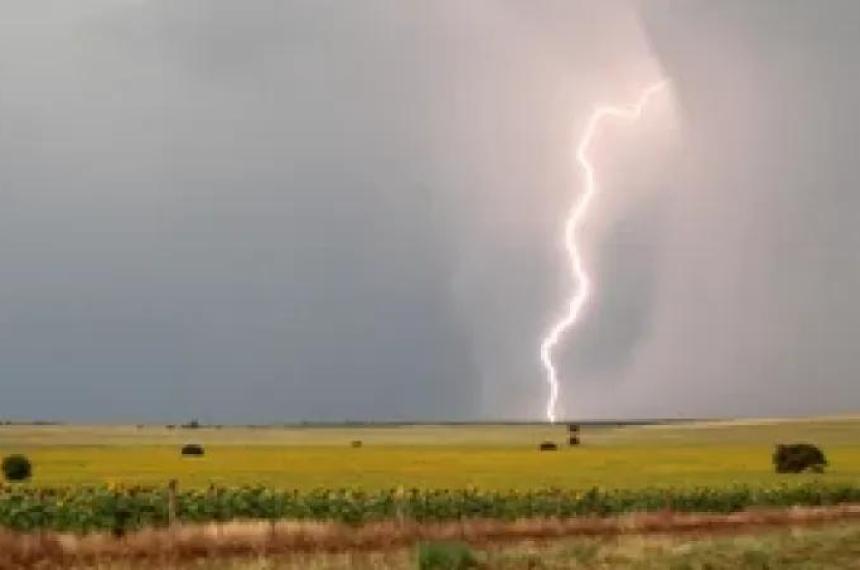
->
[{"left": 1, "top": 1, "right": 858, "bottom": 422}]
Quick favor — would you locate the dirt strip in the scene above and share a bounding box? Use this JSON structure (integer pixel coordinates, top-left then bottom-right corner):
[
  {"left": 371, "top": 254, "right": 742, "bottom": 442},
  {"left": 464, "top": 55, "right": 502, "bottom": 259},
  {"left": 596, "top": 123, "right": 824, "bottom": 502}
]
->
[{"left": 2, "top": 504, "right": 860, "bottom": 569}]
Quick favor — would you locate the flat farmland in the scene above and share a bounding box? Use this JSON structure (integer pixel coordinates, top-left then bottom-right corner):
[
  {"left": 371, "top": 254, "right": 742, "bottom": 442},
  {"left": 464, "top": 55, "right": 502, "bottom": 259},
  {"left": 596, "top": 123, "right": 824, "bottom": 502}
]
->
[{"left": 0, "top": 417, "right": 858, "bottom": 490}]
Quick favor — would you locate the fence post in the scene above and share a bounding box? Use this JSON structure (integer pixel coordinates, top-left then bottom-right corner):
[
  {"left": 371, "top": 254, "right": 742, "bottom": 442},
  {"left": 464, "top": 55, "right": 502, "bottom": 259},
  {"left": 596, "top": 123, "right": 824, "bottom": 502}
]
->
[
  {"left": 167, "top": 479, "right": 178, "bottom": 528},
  {"left": 394, "top": 486, "right": 405, "bottom": 525}
]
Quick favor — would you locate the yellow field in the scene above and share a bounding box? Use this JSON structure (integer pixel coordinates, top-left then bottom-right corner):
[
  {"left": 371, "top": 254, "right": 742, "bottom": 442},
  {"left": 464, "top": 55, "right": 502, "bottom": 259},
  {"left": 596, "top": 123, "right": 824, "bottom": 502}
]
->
[{"left": 1, "top": 417, "right": 859, "bottom": 490}]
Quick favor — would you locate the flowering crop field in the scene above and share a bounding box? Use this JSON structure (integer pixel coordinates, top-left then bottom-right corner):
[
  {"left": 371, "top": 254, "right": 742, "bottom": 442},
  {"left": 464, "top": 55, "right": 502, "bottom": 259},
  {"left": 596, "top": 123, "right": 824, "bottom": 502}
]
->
[
  {"left": 1, "top": 482, "right": 860, "bottom": 532},
  {"left": 0, "top": 418, "right": 858, "bottom": 544},
  {"left": 0, "top": 417, "right": 858, "bottom": 491}
]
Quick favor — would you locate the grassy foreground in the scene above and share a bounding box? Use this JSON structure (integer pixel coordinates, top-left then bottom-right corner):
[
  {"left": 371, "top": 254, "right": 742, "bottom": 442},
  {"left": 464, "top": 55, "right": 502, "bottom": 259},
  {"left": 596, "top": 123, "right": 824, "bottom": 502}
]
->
[
  {"left": 207, "top": 523, "right": 860, "bottom": 569},
  {"left": 325, "top": 522, "right": 860, "bottom": 569},
  {"left": 0, "top": 417, "right": 859, "bottom": 490},
  {"left": 6, "top": 519, "right": 860, "bottom": 569}
]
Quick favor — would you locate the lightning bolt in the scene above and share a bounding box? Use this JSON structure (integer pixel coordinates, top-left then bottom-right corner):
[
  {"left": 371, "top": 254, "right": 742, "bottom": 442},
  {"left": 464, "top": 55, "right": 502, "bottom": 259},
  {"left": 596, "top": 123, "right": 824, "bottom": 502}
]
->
[{"left": 540, "top": 80, "right": 668, "bottom": 423}]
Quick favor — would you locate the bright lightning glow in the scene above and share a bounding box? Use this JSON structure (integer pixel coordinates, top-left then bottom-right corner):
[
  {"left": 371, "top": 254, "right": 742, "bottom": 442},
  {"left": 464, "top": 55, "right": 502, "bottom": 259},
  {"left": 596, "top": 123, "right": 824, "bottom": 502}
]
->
[{"left": 540, "top": 80, "right": 668, "bottom": 423}]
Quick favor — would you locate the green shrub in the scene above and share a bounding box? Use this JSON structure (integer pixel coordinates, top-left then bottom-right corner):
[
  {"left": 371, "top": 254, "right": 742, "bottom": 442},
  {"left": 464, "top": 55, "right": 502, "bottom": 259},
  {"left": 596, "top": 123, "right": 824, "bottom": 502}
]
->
[
  {"left": 1, "top": 454, "right": 32, "bottom": 482},
  {"left": 418, "top": 541, "right": 478, "bottom": 570},
  {"left": 773, "top": 444, "right": 827, "bottom": 473}
]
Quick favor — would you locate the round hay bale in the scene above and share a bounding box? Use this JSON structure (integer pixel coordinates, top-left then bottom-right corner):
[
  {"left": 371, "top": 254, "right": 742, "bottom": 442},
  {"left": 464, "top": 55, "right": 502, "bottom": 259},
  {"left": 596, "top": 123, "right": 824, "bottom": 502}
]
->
[{"left": 181, "top": 443, "right": 205, "bottom": 457}]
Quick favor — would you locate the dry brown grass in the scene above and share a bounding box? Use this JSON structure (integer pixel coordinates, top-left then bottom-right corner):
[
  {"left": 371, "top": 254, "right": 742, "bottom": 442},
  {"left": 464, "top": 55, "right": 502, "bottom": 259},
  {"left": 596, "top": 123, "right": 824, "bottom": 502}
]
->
[{"left": 2, "top": 504, "right": 860, "bottom": 569}]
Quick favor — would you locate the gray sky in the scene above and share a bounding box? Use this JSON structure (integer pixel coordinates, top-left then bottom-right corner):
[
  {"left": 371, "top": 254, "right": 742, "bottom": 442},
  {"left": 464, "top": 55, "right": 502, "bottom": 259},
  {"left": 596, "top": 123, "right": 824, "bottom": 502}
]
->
[{"left": 1, "top": 1, "right": 858, "bottom": 422}]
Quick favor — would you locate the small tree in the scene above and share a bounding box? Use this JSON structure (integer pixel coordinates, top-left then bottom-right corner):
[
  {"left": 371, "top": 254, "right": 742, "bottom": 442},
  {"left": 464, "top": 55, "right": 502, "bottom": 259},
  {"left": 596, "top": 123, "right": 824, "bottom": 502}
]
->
[{"left": 2, "top": 454, "right": 32, "bottom": 482}]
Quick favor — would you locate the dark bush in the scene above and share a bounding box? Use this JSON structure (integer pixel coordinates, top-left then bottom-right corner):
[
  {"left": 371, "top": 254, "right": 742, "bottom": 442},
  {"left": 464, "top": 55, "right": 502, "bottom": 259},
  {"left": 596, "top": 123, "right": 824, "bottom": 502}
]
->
[
  {"left": 568, "top": 436, "right": 580, "bottom": 446},
  {"left": 418, "top": 541, "right": 478, "bottom": 570},
  {"left": 181, "top": 443, "right": 205, "bottom": 457},
  {"left": 774, "top": 443, "right": 827, "bottom": 473},
  {"left": 568, "top": 423, "right": 581, "bottom": 433},
  {"left": 351, "top": 440, "right": 363, "bottom": 448},
  {"left": 2, "top": 454, "right": 32, "bottom": 482},
  {"left": 538, "top": 441, "right": 558, "bottom": 451}
]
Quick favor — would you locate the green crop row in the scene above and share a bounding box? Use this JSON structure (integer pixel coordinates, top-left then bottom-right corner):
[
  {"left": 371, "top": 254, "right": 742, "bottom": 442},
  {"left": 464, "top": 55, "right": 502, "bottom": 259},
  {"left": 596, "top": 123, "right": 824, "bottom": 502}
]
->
[{"left": 0, "top": 482, "right": 858, "bottom": 532}]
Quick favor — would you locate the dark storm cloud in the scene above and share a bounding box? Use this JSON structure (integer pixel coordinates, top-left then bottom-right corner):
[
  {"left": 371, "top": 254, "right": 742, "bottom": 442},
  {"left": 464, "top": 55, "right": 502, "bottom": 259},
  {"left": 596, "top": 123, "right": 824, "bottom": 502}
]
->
[
  {"left": 0, "top": 0, "right": 478, "bottom": 422},
  {"left": 0, "top": 1, "right": 858, "bottom": 421}
]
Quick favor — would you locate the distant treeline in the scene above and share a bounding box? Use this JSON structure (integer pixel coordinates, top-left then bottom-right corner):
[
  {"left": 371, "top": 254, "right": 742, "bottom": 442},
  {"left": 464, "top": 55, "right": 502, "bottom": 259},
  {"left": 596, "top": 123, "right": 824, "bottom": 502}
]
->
[
  {"left": 144, "top": 419, "right": 709, "bottom": 429},
  {"left": 0, "top": 421, "right": 63, "bottom": 427},
  {"left": 286, "top": 419, "right": 708, "bottom": 428},
  {"left": 0, "top": 419, "right": 707, "bottom": 429}
]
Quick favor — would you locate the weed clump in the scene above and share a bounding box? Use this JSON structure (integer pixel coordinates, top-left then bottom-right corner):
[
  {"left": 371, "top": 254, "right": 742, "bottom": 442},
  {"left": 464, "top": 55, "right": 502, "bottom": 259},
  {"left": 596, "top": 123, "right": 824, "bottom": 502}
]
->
[{"left": 418, "top": 541, "right": 478, "bottom": 570}]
